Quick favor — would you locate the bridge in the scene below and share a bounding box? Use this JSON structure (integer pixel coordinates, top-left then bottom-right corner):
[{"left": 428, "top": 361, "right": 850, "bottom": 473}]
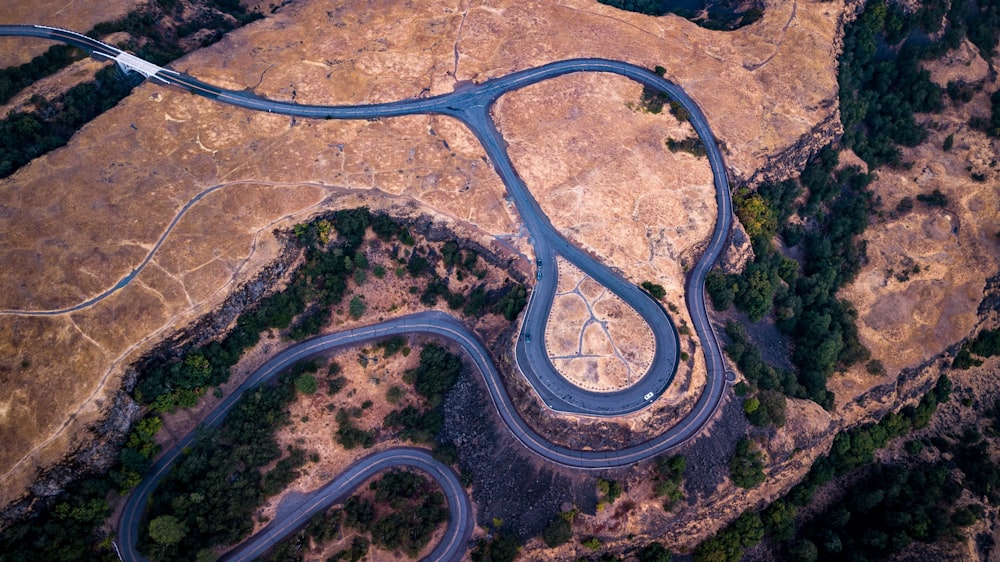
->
[
  {"left": 31, "top": 24, "right": 177, "bottom": 82},
  {"left": 94, "top": 51, "right": 178, "bottom": 82}
]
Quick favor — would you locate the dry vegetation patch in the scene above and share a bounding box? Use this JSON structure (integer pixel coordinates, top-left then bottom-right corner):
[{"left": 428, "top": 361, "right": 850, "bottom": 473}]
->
[
  {"left": 0, "top": 0, "right": 141, "bottom": 66},
  {"left": 545, "top": 257, "right": 655, "bottom": 391},
  {"left": 835, "top": 50, "right": 1000, "bottom": 411},
  {"left": 0, "top": 0, "right": 846, "bottom": 507}
]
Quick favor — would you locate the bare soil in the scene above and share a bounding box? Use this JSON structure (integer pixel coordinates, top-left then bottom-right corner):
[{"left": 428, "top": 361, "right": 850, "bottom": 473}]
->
[
  {"left": 546, "top": 257, "right": 655, "bottom": 391},
  {"left": 0, "top": 0, "right": 846, "bottom": 510},
  {"left": 836, "top": 42, "right": 1000, "bottom": 423},
  {"left": 0, "top": 0, "right": 140, "bottom": 66}
]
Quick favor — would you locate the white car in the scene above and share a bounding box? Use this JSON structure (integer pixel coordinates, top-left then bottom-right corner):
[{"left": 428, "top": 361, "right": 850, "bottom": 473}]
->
[{"left": 644, "top": 392, "right": 654, "bottom": 401}]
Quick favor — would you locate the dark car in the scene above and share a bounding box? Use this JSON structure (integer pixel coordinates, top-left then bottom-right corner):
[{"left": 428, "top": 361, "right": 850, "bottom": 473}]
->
[
  {"left": 536, "top": 269, "right": 542, "bottom": 280},
  {"left": 536, "top": 258, "right": 543, "bottom": 267},
  {"left": 524, "top": 333, "right": 532, "bottom": 343}
]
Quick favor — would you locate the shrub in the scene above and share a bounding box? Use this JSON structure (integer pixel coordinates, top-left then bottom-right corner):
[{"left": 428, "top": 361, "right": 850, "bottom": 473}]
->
[
  {"left": 541, "top": 516, "right": 573, "bottom": 548},
  {"left": 349, "top": 295, "right": 366, "bottom": 319},
  {"left": 729, "top": 438, "right": 766, "bottom": 489},
  {"left": 641, "top": 281, "right": 667, "bottom": 300},
  {"left": 294, "top": 373, "right": 318, "bottom": 395}
]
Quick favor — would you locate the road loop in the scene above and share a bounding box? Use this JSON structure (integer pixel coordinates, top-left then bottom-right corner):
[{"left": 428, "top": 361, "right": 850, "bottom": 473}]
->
[{"left": 0, "top": 25, "right": 735, "bottom": 561}]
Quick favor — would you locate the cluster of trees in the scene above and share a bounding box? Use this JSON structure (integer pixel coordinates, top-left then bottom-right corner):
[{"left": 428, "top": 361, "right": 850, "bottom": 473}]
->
[
  {"left": 0, "top": 44, "right": 85, "bottom": 105},
  {"left": 724, "top": 324, "right": 789, "bottom": 427},
  {"left": 135, "top": 208, "right": 371, "bottom": 412},
  {"left": 343, "top": 471, "right": 450, "bottom": 558},
  {"left": 694, "top": 376, "right": 952, "bottom": 562},
  {"left": 90, "top": 0, "right": 262, "bottom": 64},
  {"left": 408, "top": 244, "right": 526, "bottom": 321},
  {"left": 0, "top": 477, "right": 114, "bottom": 561},
  {"left": 265, "top": 470, "right": 449, "bottom": 561},
  {"left": 780, "top": 392, "right": 1000, "bottom": 562},
  {"left": 384, "top": 344, "right": 464, "bottom": 449},
  {"left": 666, "top": 136, "right": 706, "bottom": 157},
  {"left": 0, "top": 0, "right": 263, "bottom": 180},
  {"left": 0, "top": 65, "right": 141, "bottom": 178},
  {"left": 1, "top": 206, "right": 524, "bottom": 560},
  {"left": 113, "top": 416, "right": 163, "bottom": 491},
  {"left": 336, "top": 406, "right": 376, "bottom": 450},
  {"left": 710, "top": 147, "right": 875, "bottom": 409},
  {"left": 138, "top": 372, "right": 308, "bottom": 559},
  {"left": 135, "top": 207, "right": 520, "bottom": 416},
  {"left": 636, "top": 86, "right": 689, "bottom": 123},
  {"left": 953, "top": 328, "right": 1000, "bottom": 369},
  {"left": 651, "top": 454, "right": 686, "bottom": 511},
  {"left": 840, "top": 0, "right": 1000, "bottom": 164},
  {"left": 838, "top": 0, "right": 949, "bottom": 168},
  {"left": 728, "top": 438, "right": 766, "bottom": 489},
  {"left": 793, "top": 463, "right": 969, "bottom": 561}
]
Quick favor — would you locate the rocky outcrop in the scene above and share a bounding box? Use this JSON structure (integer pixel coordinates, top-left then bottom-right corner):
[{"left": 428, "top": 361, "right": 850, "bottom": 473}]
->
[
  {"left": 720, "top": 219, "right": 755, "bottom": 275},
  {"left": 741, "top": 108, "right": 843, "bottom": 188}
]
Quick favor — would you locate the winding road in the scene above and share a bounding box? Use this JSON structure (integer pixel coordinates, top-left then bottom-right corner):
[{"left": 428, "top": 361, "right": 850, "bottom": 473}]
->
[{"left": 0, "top": 25, "right": 734, "bottom": 561}]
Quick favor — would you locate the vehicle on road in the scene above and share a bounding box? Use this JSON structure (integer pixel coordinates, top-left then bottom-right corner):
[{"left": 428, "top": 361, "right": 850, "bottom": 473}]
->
[
  {"left": 525, "top": 333, "right": 531, "bottom": 344},
  {"left": 536, "top": 269, "right": 542, "bottom": 280},
  {"left": 644, "top": 392, "right": 655, "bottom": 401}
]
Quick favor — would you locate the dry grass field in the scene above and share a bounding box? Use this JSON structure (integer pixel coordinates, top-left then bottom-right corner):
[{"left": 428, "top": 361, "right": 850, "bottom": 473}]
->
[{"left": 0, "top": 0, "right": 846, "bottom": 507}]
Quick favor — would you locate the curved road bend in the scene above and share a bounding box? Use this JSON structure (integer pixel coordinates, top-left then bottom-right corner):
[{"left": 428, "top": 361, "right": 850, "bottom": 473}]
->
[
  {"left": 119, "top": 311, "right": 723, "bottom": 561},
  {"left": 0, "top": 24, "right": 731, "bottom": 418},
  {"left": 1, "top": 24, "right": 734, "bottom": 560},
  {"left": 224, "top": 448, "right": 472, "bottom": 561}
]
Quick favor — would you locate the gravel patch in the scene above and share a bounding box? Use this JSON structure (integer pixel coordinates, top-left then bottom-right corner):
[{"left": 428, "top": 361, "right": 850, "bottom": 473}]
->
[{"left": 441, "top": 371, "right": 598, "bottom": 540}]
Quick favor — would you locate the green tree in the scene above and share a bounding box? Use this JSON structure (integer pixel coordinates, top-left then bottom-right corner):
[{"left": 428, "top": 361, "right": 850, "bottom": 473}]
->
[
  {"left": 149, "top": 514, "right": 187, "bottom": 546},
  {"left": 734, "top": 190, "right": 778, "bottom": 239},
  {"left": 541, "top": 516, "right": 573, "bottom": 548},
  {"left": 294, "top": 373, "right": 318, "bottom": 395},
  {"left": 729, "top": 438, "right": 766, "bottom": 489},
  {"left": 349, "top": 295, "right": 366, "bottom": 319},
  {"left": 705, "top": 269, "right": 737, "bottom": 311},
  {"left": 942, "top": 133, "right": 954, "bottom": 151},
  {"left": 641, "top": 281, "right": 667, "bottom": 300},
  {"left": 637, "top": 542, "right": 672, "bottom": 562}
]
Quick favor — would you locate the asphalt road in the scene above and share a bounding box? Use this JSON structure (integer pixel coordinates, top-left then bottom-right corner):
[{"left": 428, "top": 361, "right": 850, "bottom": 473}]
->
[
  {"left": 221, "top": 448, "right": 472, "bottom": 561},
  {"left": 0, "top": 25, "right": 735, "bottom": 561}
]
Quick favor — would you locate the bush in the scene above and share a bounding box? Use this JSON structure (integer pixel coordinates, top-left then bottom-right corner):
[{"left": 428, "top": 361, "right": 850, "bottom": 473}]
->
[
  {"left": 641, "top": 281, "right": 667, "bottom": 300},
  {"left": 471, "top": 532, "right": 522, "bottom": 562},
  {"left": 729, "top": 438, "right": 766, "bottom": 489},
  {"left": 294, "top": 373, "right": 318, "bottom": 395},
  {"left": 637, "top": 542, "right": 672, "bottom": 562},
  {"left": 348, "top": 295, "right": 366, "bottom": 319},
  {"left": 666, "top": 136, "right": 706, "bottom": 157},
  {"left": 942, "top": 134, "right": 954, "bottom": 151},
  {"left": 705, "top": 269, "right": 737, "bottom": 311},
  {"left": 653, "top": 455, "right": 686, "bottom": 510},
  {"left": 917, "top": 189, "right": 949, "bottom": 207},
  {"left": 582, "top": 536, "right": 601, "bottom": 550},
  {"left": 541, "top": 516, "right": 573, "bottom": 548}
]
